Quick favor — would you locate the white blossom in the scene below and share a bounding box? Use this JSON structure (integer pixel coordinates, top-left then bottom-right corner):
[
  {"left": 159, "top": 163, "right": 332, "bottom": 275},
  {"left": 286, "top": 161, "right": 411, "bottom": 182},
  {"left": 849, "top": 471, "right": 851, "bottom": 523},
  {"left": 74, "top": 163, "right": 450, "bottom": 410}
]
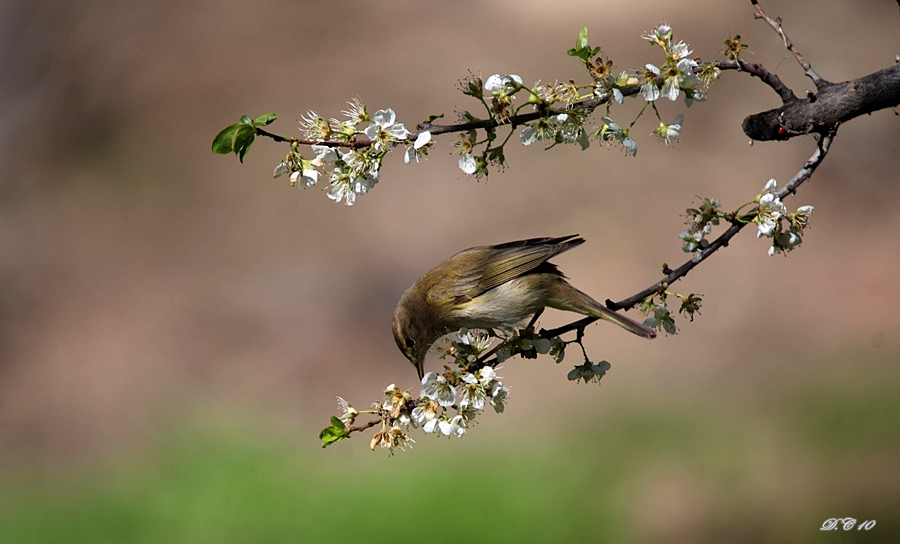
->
[
  {"left": 661, "top": 77, "right": 680, "bottom": 101},
  {"left": 770, "top": 230, "right": 802, "bottom": 256},
  {"left": 421, "top": 372, "right": 457, "bottom": 407},
  {"left": 484, "top": 74, "right": 523, "bottom": 93},
  {"left": 684, "top": 89, "right": 707, "bottom": 107},
  {"left": 290, "top": 169, "right": 319, "bottom": 187},
  {"left": 489, "top": 382, "right": 510, "bottom": 413},
  {"left": 327, "top": 178, "right": 356, "bottom": 205},
  {"left": 364, "top": 108, "right": 409, "bottom": 150},
  {"left": 411, "top": 397, "right": 439, "bottom": 431},
  {"left": 519, "top": 125, "right": 536, "bottom": 146},
  {"left": 336, "top": 396, "right": 358, "bottom": 427},
  {"left": 457, "top": 328, "right": 492, "bottom": 354},
  {"left": 670, "top": 40, "right": 692, "bottom": 60},
  {"left": 341, "top": 98, "right": 369, "bottom": 125},
  {"left": 459, "top": 154, "right": 477, "bottom": 174},
  {"left": 273, "top": 162, "right": 290, "bottom": 178},
  {"left": 442, "top": 415, "right": 467, "bottom": 438},
  {"left": 653, "top": 114, "right": 683, "bottom": 146},
  {"left": 311, "top": 145, "right": 338, "bottom": 165},
  {"left": 756, "top": 192, "right": 786, "bottom": 238},
  {"left": 477, "top": 366, "right": 496, "bottom": 385},
  {"left": 598, "top": 117, "right": 636, "bottom": 156},
  {"left": 642, "top": 24, "right": 672, "bottom": 46},
  {"left": 404, "top": 130, "right": 432, "bottom": 164},
  {"left": 641, "top": 64, "right": 661, "bottom": 101},
  {"left": 458, "top": 373, "right": 487, "bottom": 410}
]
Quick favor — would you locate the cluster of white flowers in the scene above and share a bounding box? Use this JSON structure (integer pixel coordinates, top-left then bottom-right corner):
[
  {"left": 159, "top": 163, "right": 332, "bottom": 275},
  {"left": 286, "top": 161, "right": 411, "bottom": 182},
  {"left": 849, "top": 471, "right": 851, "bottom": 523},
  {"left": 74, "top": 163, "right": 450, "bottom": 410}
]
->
[
  {"left": 640, "top": 24, "right": 705, "bottom": 106},
  {"left": 520, "top": 111, "right": 591, "bottom": 150},
  {"left": 273, "top": 100, "right": 432, "bottom": 205},
  {"left": 359, "top": 367, "right": 510, "bottom": 453},
  {"left": 416, "top": 366, "right": 510, "bottom": 439},
  {"left": 755, "top": 179, "right": 815, "bottom": 256},
  {"left": 269, "top": 24, "right": 721, "bottom": 199},
  {"left": 347, "top": 328, "right": 511, "bottom": 452},
  {"left": 371, "top": 384, "right": 416, "bottom": 453},
  {"left": 567, "top": 360, "right": 611, "bottom": 384}
]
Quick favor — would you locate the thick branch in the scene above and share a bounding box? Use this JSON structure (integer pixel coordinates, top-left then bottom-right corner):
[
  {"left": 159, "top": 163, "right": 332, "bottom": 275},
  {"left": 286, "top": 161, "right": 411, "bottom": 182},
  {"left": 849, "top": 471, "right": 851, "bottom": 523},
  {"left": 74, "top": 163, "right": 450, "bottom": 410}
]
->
[
  {"left": 742, "top": 63, "right": 900, "bottom": 141},
  {"left": 738, "top": 1, "right": 899, "bottom": 141}
]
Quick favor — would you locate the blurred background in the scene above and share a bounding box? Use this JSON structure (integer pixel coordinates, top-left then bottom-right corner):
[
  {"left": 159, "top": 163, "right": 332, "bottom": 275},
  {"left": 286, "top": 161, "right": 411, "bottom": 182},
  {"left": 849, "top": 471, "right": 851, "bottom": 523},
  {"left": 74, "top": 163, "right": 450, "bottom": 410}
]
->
[{"left": 1, "top": 0, "right": 898, "bottom": 542}]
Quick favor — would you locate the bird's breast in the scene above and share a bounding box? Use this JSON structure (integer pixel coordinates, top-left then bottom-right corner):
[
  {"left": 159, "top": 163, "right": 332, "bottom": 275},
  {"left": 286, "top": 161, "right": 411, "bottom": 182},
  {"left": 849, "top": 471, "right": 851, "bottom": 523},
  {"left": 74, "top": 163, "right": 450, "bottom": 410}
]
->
[{"left": 447, "top": 277, "right": 545, "bottom": 331}]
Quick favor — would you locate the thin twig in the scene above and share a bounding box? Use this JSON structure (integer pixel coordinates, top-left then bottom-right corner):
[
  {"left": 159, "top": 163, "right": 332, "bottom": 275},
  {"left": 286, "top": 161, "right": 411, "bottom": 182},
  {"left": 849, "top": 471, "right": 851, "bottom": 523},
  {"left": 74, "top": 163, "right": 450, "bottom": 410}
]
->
[
  {"left": 348, "top": 418, "right": 381, "bottom": 434},
  {"left": 255, "top": 127, "right": 375, "bottom": 149},
  {"left": 718, "top": 59, "right": 797, "bottom": 103},
  {"left": 751, "top": 0, "right": 826, "bottom": 89}
]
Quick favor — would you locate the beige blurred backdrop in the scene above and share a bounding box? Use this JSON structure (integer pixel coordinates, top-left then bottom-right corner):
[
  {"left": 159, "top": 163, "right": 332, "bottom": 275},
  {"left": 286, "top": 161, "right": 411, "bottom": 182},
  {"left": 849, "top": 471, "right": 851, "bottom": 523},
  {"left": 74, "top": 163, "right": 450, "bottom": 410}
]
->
[{"left": 0, "top": 0, "right": 898, "bottom": 481}]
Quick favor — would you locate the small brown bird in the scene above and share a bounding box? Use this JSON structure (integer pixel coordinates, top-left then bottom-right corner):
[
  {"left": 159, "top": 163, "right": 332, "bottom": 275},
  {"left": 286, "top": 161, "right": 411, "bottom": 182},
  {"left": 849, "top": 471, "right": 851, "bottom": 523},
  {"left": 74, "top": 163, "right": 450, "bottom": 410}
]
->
[{"left": 392, "top": 235, "right": 655, "bottom": 379}]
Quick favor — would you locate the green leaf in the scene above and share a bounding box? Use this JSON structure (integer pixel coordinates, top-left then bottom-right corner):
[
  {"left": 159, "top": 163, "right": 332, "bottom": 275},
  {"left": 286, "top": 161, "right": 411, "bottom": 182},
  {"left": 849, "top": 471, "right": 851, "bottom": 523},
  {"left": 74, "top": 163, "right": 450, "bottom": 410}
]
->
[
  {"left": 566, "top": 27, "right": 600, "bottom": 64},
  {"left": 575, "top": 26, "right": 589, "bottom": 50},
  {"left": 211, "top": 123, "right": 241, "bottom": 154},
  {"left": 423, "top": 113, "right": 444, "bottom": 123},
  {"left": 233, "top": 124, "right": 256, "bottom": 163},
  {"left": 212, "top": 113, "right": 276, "bottom": 160},
  {"left": 567, "top": 47, "right": 591, "bottom": 63},
  {"left": 253, "top": 113, "right": 277, "bottom": 126},
  {"left": 319, "top": 416, "right": 350, "bottom": 448}
]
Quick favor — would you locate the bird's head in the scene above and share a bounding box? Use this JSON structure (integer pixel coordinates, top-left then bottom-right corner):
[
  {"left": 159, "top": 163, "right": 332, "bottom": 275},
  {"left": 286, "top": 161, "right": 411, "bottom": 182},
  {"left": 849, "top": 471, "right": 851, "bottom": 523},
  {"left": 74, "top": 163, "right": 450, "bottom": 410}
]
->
[{"left": 391, "top": 297, "right": 435, "bottom": 381}]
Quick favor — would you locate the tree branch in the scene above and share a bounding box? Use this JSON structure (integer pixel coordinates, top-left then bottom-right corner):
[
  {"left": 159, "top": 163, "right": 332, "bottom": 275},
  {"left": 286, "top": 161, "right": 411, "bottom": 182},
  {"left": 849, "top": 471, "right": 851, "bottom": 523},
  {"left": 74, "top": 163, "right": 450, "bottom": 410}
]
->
[
  {"left": 348, "top": 418, "right": 381, "bottom": 434},
  {"left": 718, "top": 59, "right": 797, "bottom": 103},
  {"left": 742, "top": 63, "right": 900, "bottom": 141},
  {"left": 751, "top": 0, "right": 827, "bottom": 88},
  {"left": 524, "top": 130, "right": 835, "bottom": 350}
]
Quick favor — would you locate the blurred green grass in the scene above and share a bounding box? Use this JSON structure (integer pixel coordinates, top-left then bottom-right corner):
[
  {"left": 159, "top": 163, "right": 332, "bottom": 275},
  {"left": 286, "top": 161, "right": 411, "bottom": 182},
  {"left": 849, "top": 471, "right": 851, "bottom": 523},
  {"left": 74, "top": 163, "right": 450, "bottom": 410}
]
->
[{"left": 2, "top": 364, "right": 898, "bottom": 544}]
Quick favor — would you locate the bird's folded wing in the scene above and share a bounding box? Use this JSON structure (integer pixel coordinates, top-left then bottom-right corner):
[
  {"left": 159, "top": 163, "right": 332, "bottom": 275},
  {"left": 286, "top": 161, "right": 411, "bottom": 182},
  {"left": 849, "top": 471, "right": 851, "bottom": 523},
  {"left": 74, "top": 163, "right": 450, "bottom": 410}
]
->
[{"left": 464, "top": 235, "right": 583, "bottom": 300}]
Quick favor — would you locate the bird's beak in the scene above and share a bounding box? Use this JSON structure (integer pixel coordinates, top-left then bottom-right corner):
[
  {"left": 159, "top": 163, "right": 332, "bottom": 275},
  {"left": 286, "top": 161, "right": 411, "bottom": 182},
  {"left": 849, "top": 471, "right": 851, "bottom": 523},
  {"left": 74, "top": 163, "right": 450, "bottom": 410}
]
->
[{"left": 416, "top": 358, "right": 425, "bottom": 381}]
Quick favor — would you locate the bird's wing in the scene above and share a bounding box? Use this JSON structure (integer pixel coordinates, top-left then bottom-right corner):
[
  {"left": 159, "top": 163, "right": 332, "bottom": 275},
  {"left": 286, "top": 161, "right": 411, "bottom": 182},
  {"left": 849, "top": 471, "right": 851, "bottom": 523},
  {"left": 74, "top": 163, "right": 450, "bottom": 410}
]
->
[{"left": 453, "top": 235, "right": 584, "bottom": 302}]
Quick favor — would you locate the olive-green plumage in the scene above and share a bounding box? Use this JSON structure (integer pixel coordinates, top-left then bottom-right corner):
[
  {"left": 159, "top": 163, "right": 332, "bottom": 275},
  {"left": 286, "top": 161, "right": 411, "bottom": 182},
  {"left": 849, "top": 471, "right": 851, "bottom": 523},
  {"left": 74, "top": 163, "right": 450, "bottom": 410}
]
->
[{"left": 392, "top": 235, "right": 656, "bottom": 379}]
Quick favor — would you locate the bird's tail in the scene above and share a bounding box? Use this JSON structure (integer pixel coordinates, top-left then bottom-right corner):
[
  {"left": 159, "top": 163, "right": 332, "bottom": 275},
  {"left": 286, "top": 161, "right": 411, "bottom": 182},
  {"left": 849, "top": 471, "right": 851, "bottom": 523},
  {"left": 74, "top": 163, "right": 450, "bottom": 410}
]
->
[{"left": 546, "top": 281, "right": 657, "bottom": 339}]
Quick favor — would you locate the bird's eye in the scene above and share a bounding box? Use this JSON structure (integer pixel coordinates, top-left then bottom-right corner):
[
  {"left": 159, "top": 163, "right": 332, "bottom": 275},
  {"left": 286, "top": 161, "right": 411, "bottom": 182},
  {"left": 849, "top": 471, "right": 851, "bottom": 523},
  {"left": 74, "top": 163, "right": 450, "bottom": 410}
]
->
[{"left": 404, "top": 337, "right": 415, "bottom": 349}]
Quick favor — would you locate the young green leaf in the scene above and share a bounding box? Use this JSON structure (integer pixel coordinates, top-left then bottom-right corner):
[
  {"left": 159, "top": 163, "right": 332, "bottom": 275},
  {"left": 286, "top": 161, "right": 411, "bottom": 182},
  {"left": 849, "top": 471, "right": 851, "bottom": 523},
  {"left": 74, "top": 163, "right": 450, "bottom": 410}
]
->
[
  {"left": 253, "top": 113, "right": 277, "bottom": 126},
  {"left": 319, "top": 416, "right": 350, "bottom": 448},
  {"left": 233, "top": 124, "right": 256, "bottom": 163},
  {"left": 211, "top": 123, "right": 241, "bottom": 155},
  {"left": 212, "top": 114, "right": 279, "bottom": 161},
  {"left": 575, "top": 26, "right": 589, "bottom": 50},
  {"left": 330, "top": 416, "right": 347, "bottom": 430}
]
